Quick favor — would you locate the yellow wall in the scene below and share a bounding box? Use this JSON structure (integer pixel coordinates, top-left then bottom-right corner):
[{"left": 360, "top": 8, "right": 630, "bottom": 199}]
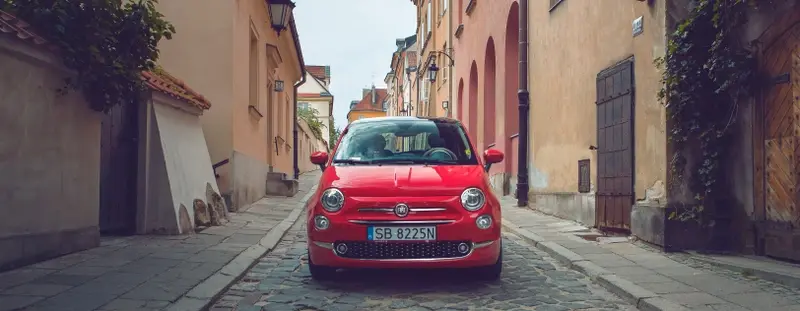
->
[
  {"left": 347, "top": 110, "right": 386, "bottom": 124},
  {"left": 527, "top": 0, "right": 667, "bottom": 197}
]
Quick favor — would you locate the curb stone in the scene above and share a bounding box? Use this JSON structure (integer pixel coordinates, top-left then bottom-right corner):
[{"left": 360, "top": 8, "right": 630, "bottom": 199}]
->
[
  {"left": 168, "top": 184, "right": 318, "bottom": 311},
  {"left": 501, "top": 219, "right": 688, "bottom": 311}
]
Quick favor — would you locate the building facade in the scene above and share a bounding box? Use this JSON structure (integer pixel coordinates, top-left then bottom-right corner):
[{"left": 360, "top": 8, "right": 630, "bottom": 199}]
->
[
  {"left": 298, "top": 65, "right": 334, "bottom": 149},
  {"left": 347, "top": 86, "right": 388, "bottom": 123},
  {"left": 385, "top": 35, "right": 418, "bottom": 117},
  {"left": 412, "top": 0, "right": 453, "bottom": 118},
  {"left": 155, "top": 0, "right": 306, "bottom": 211},
  {"left": 450, "top": 0, "right": 521, "bottom": 196}
]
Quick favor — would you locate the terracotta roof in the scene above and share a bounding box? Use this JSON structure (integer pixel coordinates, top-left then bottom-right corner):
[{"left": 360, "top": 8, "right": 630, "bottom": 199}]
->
[
  {"left": 142, "top": 70, "right": 211, "bottom": 110},
  {"left": 0, "top": 10, "right": 211, "bottom": 110},
  {"left": 306, "top": 65, "right": 329, "bottom": 81},
  {"left": 350, "top": 87, "right": 387, "bottom": 112},
  {"left": 0, "top": 10, "right": 50, "bottom": 47}
]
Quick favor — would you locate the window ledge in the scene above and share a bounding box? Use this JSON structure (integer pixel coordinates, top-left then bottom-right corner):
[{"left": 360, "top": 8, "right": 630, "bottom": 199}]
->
[
  {"left": 248, "top": 105, "right": 264, "bottom": 119},
  {"left": 549, "top": 0, "right": 565, "bottom": 12}
]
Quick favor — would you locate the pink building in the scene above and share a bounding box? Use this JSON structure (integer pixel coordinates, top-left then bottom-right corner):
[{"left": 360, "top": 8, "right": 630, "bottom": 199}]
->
[{"left": 452, "top": 0, "right": 521, "bottom": 194}]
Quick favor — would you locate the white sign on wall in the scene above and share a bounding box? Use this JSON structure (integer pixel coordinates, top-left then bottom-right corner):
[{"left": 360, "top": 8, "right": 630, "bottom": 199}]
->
[{"left": 632, "top": 16, "right": 644, "bottom": 37}]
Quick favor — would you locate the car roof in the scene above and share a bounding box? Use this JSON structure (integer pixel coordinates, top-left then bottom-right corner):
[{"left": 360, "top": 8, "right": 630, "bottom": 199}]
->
[{"left": 348, "top": 116, "right": 461, "bottom": 126}]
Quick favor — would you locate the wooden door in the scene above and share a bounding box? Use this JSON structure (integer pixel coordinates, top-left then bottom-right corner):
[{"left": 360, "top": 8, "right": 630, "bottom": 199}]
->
[
  {"left": 758, "top": 22, "right": 800, "bottom": 261},
  {"left": 595, "top": 59, "right": 635, "bottom": 231},
  {"left": 99, "top": 102, "right": 139, "bottom": 235}
]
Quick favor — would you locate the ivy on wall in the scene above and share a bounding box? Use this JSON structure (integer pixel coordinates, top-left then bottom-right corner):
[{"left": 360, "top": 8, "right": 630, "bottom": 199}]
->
[
  {"left": 1, "top": 0, "right": 175, "bottom": 112},
  {"left": 297, "top": 106, "right": 324, "bottom": 141},
  {"left": 656, "top": 0, "right": 779, "bottom": 221}
]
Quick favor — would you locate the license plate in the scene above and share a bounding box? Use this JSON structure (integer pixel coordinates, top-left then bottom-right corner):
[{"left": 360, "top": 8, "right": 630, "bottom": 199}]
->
[{"left": 367, "top": 226, "right": 437, "bottom": 241}]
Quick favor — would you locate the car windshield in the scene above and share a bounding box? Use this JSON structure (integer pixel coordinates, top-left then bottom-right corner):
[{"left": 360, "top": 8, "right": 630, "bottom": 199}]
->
[{"left": 332, "top": 118, "right": 478, "bottom": 165}]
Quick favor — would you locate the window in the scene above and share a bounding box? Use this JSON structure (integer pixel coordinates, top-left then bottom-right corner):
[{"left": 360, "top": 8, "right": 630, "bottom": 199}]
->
[
  {"left": 426, "top": 0, "right": 432, "bottom": 35},
  {"left": 332, "top": 119, "right": 477, "bottom": 165},
  {"left": 248, "top": 26, "right": 259, "bottom": 112},
  {"left": 299, "top": 102, "right": 310, "bottom": 110}
]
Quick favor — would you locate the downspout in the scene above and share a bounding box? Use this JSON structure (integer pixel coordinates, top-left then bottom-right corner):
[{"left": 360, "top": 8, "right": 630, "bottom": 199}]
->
[
  {"left": 290, "top": 16, "right": 307, "bottom": 180},
  {"left": 516, "top": 0, "right": 530, "bottom": 207},
  {"left": 447, "top": 0, "right": 453, "bottom": 118}
]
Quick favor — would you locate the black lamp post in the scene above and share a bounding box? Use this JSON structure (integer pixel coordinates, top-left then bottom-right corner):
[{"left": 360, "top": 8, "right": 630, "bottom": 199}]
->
[
  {"left": 268, "top": 0, "right": 295, "bottom": 36},
  {"left": 427, "top": 61, "right": 440, "bottom": 83}
]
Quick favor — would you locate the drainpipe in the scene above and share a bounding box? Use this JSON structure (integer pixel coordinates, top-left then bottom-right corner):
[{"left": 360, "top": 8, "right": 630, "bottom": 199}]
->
[
  {"left": 291, "top": 17, "right": 307, "bottom": 180},
  {"left": 447, "top": 0, "right": 454, "bottom": 118},
  {"left": 516, "top": 0, "right": 530, "bottom": 207}
]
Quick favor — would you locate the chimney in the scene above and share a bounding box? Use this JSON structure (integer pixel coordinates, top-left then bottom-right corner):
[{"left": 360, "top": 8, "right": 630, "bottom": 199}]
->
[{"left": 371, "top": 85, "right": 376, "bottom": 105}]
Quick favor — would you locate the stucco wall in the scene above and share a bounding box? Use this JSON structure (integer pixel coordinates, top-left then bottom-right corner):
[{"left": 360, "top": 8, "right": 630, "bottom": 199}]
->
[
  {"left": 155, "top": 0, "right": 235, "bottom": 195},
  {"left": 137, "top": 93, "right": 219, "bottom": 234},
  {"left": 297, "top": 119, "right": 325, "bottom": 174},
  {"left": 0, "top": 36, "right": 101, "bottom": 270},
  {"left": 527, "top": 0, "right": 667, "bottom": 198}
]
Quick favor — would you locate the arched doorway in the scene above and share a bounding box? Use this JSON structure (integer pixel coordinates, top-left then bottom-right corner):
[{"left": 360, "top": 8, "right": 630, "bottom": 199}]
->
[
  {"left": 504, "top": 2, "right": 520, "bottom": 173},
  {"left": 468, "top": 61, "right": 479, "bottom": 139},
  {"left": 457, "top": 78, "right": 464, "bottom": 121},
  {"left": 483, "top": 37, "right": 497, "bottom": 152}
]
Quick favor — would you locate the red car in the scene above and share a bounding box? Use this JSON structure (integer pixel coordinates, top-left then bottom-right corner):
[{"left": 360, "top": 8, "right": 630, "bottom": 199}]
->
[{"left": 306, "top": 116, "right": 505, "bottom": 281}]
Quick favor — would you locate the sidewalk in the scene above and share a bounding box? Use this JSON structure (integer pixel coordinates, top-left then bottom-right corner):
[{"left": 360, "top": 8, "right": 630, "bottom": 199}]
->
[
  {"left": 0, "top": 171, "right": 320, "bottom": 311},
  {"left": 499, "top": 196, "right": 800, "bottom": 311}
]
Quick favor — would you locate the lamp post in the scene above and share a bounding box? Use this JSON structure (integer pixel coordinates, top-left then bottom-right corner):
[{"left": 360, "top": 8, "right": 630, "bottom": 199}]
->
[{"left": 268, "top": 0, "right": 295, "bottom": 36}]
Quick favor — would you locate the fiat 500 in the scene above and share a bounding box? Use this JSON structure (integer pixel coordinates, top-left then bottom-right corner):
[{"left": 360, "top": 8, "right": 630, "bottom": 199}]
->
[{"left": 305, "top": 116, "right": 505, "bottom": 281}]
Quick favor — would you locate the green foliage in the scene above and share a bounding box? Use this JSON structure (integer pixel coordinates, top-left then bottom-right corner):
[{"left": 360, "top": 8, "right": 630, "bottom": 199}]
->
[
  {"left": 1, "top": 0, "right": 175, "bottom": 112},
  {"left": 655, "top": 0, "right": 757, "bottom": 222},
  {"left": 297, "top": 106, "right": 325, "bottom": 141},
  {"left": 329, "top": 117, "right": 341, "bottom": 150}
]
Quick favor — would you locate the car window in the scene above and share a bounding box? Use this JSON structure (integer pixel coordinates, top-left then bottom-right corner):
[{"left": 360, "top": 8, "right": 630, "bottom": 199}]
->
[{"left": 332, "top": 119, "right": 478, "bottom": 165}]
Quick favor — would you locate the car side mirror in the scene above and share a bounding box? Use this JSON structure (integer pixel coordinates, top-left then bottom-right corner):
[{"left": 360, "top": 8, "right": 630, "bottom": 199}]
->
[
  {"left": 310, "top": 151, "right": 329, "bottom": 171},
  {"left": 483, "top": 149, "right": 504, "bottom": 172}
]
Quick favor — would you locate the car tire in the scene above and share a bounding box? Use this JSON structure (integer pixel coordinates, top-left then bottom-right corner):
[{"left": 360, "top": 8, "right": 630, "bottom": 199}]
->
[
  {"left": 308, "top": 250, "right": 337, "bottom": 280},
  {"left": 475, "top": 242, "right": 503, "bottom": 281}
]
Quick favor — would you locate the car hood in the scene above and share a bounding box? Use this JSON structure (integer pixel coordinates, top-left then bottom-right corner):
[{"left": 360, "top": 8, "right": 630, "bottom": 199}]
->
[{"left": 322, "top": 165, "right": 486, "bottom": 197}]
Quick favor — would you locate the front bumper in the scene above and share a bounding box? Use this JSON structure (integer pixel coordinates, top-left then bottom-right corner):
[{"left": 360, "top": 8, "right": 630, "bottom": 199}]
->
[{"left": 307, "top": 215, "right": 502, "bottom": 269}]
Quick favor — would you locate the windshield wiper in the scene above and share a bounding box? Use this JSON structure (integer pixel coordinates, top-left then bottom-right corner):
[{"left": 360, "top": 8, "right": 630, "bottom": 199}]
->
[{"left": 332, "top": 159, "right": 373, "bottom": 165}]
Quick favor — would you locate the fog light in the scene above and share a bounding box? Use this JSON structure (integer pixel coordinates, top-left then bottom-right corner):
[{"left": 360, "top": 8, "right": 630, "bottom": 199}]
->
[
  {"left": 314, "top": 215, "right": 330, "bottom": 230},
  {"left": 457, "top": 242, "right": 471, "bottom": 254},
  {"left": 335, "top": 243, "right": 348, "bottom": 254},
  {"left": 476, "top": 215, "right": 492, "bottom": 230}
]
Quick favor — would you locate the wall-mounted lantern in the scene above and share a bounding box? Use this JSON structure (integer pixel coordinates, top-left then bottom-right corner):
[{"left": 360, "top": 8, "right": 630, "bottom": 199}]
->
[
  {"left": 442, "top": 100, "right": 449, "bottom": 110},
  {"left": 275, "top": 80, "right": 285, "bottom": 92},
  {"left": 268, "top": 0, "right": 296, "bottom": 36},
  {"left": 427, "top": 60, "right": 440, "bottom": 83}
]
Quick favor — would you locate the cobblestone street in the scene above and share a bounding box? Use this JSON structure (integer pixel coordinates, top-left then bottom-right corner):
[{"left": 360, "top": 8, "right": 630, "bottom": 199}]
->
[{"left": 211, "top": 216, "right": 635, "bottom": 311}]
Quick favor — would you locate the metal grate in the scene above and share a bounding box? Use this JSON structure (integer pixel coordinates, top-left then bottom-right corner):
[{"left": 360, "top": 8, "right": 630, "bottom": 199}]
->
[
  {"left": 578, "top": 159, "right": 590, "bottom": 193},
  {"left": 334, "top": 241, "right": 471, "bottom": 259}
]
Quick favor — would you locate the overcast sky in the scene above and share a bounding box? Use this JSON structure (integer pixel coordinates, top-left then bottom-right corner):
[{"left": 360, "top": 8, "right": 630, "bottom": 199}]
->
[{"left": 293, "top": 0, "right": 417, "bottom": 130}]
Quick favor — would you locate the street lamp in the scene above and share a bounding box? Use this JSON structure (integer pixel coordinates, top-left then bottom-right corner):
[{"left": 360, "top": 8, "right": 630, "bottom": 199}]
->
[
  {"left": 268, "top": 0, "right": 296, "bottom": 36},
  {"left": 427, "top": 61, "right": 440, "bottom": 83}
]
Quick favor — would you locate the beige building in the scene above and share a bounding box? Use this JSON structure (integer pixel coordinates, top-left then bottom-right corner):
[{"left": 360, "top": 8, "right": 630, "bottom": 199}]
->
[
  {"left": 155, "top": 0, "right": 306, "bottom": 211},
  {"left": 412, "top": 0, "right": 453, "bottom": 118},
  {"left": 298, "top": 65, "right": 333, "bottom": 149}
]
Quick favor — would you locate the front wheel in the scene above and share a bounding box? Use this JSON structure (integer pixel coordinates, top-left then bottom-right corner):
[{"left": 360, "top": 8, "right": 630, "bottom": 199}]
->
[
  {"left": 474, "top": 242, "right": 503, "bottom": 281},
  {"left": 308, "top": 249, "right": 337, "bottom": 280}
]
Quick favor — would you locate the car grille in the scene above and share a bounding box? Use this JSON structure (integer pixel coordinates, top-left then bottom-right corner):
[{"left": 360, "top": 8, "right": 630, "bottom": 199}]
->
[{"left": 333, "top": 241, "right": 472, "bottom": 259}]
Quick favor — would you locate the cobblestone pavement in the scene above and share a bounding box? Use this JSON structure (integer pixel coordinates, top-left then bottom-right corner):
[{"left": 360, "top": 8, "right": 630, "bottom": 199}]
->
[
  {"left": 211, "top": 215, "right": 635, "bottom": 311},
  {"left": 635, "top": 242, "right": 800, "bottom": 305}
]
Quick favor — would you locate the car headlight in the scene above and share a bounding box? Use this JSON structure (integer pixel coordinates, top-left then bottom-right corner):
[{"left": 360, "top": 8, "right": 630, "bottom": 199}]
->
[
  {"left": 460, "top": 187, "right": 485, "bottom": 211},
  {"left": 320, "top": 188, "right": 345, "bottom": 212}
]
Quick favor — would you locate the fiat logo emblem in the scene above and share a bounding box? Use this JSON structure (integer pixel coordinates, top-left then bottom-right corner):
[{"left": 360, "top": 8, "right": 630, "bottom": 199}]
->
[{"left": 394, "top": 204, "right": 409, "bottom": 218}]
